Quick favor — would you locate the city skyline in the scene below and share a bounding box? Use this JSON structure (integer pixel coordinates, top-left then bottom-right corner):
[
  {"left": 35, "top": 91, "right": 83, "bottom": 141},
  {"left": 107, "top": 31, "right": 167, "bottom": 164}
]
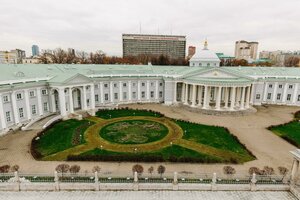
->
[{"left": 0, "top": 0, "right": 300, "bottom": 56}]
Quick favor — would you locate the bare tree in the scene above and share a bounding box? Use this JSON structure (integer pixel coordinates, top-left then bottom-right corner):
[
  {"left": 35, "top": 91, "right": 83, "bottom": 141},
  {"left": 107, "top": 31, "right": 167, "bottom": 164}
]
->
[
  {"left": 69, "top": 165, "right": 81, "bottom": 175},
  {"left": 148, "top": 166, "right": 154, "bottom": 177},
  {"left": 11, "top": 165, "right": 20, "bottom": 172},
  {"left": 92, "top": 166, "right": 101, "bottom": 173},
  {"left": 223, "top": 166, "right": 236, "bottom": 179},
  {"left": 262, "top": 166, "right": 275, "bottom": 176},
  {"left": 157, "top": 165, "right": 166, "bottom": 178},
  {"left": 55, "top": 164, "right": 70, "bottom": 176},
  {"left": 0, "top": 165, "right": 10, "bottom": 174},
  {"left": 248, "top": 167, "right": 261, "bottom": 175},
  {"left": 132, "top": 164, "right": 144, "bottom": 176},
  {"left": 278, "top": 166, "right": 289, "bottom": 181}
]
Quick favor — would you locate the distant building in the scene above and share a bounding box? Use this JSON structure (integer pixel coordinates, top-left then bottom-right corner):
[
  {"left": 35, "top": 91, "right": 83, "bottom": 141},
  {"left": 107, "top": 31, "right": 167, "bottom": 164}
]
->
[
  {"left": 122, "top": 34, "right": 186, "bottom": 59},
  {"left": 0, "top": 49, "right": 26, "bottom": 64},
  {"left": 32, "top": 45, "right": 40, "bottom": 56},
  {"left": 22, "top": 56, "right": 40, "bottom": 64},
  {"left": 235, "top": 40, "right": 259, "bottom": 60},
  {"left": 259, "top": 50, "right": 300, "bottom": 66},
  {"left": 187, "top": 46, "right": 196, "bottom": 59}
]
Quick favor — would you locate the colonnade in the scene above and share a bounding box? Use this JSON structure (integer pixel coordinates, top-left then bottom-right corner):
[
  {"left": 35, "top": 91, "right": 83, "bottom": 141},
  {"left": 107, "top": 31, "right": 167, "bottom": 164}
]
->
[{"left": 178, "top": 83, "right": 252, "bottom": 111}]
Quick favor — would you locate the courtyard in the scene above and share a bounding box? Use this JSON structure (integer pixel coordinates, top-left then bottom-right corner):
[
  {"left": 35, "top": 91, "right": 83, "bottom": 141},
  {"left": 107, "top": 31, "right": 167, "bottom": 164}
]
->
[{"left": 0, "top": 104, "right": 298, "bottom": 176}]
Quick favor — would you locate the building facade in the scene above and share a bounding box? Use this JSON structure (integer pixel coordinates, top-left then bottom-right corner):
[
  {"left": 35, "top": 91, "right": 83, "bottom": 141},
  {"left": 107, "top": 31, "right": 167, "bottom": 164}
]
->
[
  {"left": 32, "top": 45, "right": 40, "bottom": 57},
  {"left": 260, "top": 50, "right": 300, "bottom": 66},
  {"left": 122, "top": 34, "right": 186, "bottom": 59},
  {"left": 1, "top": 44, "right": 300, "bottom": 134},
  {"left": 235, "top": 40, "right": 259, "bottom": 60},
  {"left": 0, "top": 49, "right": 26, "bottom": 64}
]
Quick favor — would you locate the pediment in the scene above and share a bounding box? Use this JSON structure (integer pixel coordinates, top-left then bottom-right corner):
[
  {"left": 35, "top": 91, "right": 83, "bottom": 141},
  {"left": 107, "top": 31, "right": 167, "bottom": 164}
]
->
[
  {"left": 63, "top": 74, "right": 92, "bottom": 84},
  {"left": 183, "top": 68, "right": 252, "bottom": 80}
]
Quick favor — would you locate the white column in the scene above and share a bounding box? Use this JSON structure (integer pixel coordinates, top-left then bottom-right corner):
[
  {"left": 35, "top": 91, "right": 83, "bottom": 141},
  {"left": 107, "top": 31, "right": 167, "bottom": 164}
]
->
[
  {"left": 291, "top": 159, "right": 299, "bottom": 182},
  {"left": 224, "top": 87, "right": 229, "bottom": 109},
  {"left": 155, "top": 80, "right": 159, "bottom": 101},
  {"left": 245, "top": 86, "right": 251, "bottom": 109},
  {"left": 216, "top": 86, "right": 222, "bottom": 110},
  {"left": 58, "top": 88, "right": 67, "bottom": 117},
  {"left": 235, "top": 87, "right": 241, "bottom": 107},
  {"left": 250, "top": 84, "right": 254, "bottom": 104},
  {"left": 173, "top": 82, "right": 177, "bottom": 103},
  {"left": 240, "top": 86, "right": 246, "bottom": 109},
  {"left": 100, "top": 82, "right": 104, "bottom": 104},
  {"left": 282, "top": 83, "right": 288, "bottom": 103},
  {"left": 137, "top": 80, "right": 141, "bottom": 101},
  {"left": 36, "top": 88, "right": 43, "bottom": 116},
  {"left": 203, "top": 85, "right": 208, "bottom": 109},
  {"left": 191, "top": 84, "right": 196, "bottom": 107},
  {"left": 11, "top": 91, "right": 19, "bottom": 124},
  {"left": 181, "top": 83, "right": 185, "bottom": 103},
  {"left": 272, "top": 82, "right": 278, "bottom": 103},
  {"left": 83, "top": 85, "right": 88, "bottom": 110},
  {"left": 119, "top": 81, "right": 123, "bottom": 102},
  {"left": 184, "top": 84, "right": 189, "bottom": 104},
  {"left": 128, "top": 81, "right": 132, "bottom": 102},
  {"left": 263, "top": 83, "right": 268, "bottom": 102},
  {"left": 230, "top": 87, "right": 236, "bottom": 110},
  {"left": 197, "top": 85, "right": 203, "bottom": 106},
  {"left": 90, "top": 84, "right": 95, "bottom": 109},
  {"left": 51, "top": 90, "right": 56, "bottom": 112},
  {"left": 146, "top": 80, "right": 150, "bottom": 101},
  {"left": 69, "top": 88, "right": 74, "bottom": 113},
  {"left": 0, "top": 94, "right": 7, "bottom": 129},
  {"left": 110, "top": 82, "right": 113, "bottom": 103},
  {"left": 292, "top": 83, "right": 299, "bottom": 104},
  {"left": 24, "top": 89, "right": 31, "bottom": 120}
]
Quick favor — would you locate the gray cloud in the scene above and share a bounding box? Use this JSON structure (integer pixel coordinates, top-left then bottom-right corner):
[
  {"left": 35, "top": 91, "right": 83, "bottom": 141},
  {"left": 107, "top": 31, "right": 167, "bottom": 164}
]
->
[{"left": 0, "top": 0, "right": 299, "bottom": 56}]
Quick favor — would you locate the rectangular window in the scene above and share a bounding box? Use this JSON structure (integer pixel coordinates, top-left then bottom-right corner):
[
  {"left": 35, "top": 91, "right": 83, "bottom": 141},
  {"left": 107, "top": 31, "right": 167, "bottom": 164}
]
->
[
  {"left": 289, "top": 85, "right": 293, "bottom": 89},
  {"left": 43, "top": 102, "right": 48, "bottom": 112},
  {"left": 150, "top": 82, "right": 154, "bottom": 87},
  {"left": 256, "top": 94, "right": 260, "bottom": 100},
  {"left": 3, "top": 95, "right": 9, "bottom": 103},
  {"left": 150, "top": 91, "right": 154, "bottom": 98},
  {"left": 16, "top": 93, "right": 22, "bottom": 100},
  {"left": 29, "top": 91, "right": 35, "bottom": 97},
  {"left": 95, "top": 94, "right": 99, "bottom": 102},
  {"left": 19, "top": 108, "right": 24, "bottom": 118},
  {"left": 95, "top": 84, "right": 99, "bottom": 89},
  {"left": 132, "top": 92, "right": 136, "bottom": 99},
  {"left": 31, "top": 105, "right": 37, "bottom": 115},
  {"left": 104, "top": 84, "right": 108, "bottom": 88},
  {"left": 42, "top": 89, "right": 48, "bottom": 95},
  {"left": 123, "top": 92, "right": 127, "bottom": 100},
  {"left": 279, "top": 85, "right": 283, "bottom": 89},
  {"left": 132, "top": 83, "right": 136, "bottom": 87},
  {"left": 277, "top": 93, "right": 281, "bottom": 100},
  {"left": 298, "top": 95, "right": 300, "bottom": 101},
  {"left": 141, "top": 91, "right": 145, "bottom": 98},
  {"left": 114, "top": 83, "right": 117, "bottom": 88},
  {"left": 269, "top": 84, "right": 272, "bottom": 88},
  {"left": 114, "top": 93, "right": 118, "bottom": 100},
  {"left": 6, "top": 111, "right": 11, "bottom": 122},
  {"left": 267, "top": 93, "right": 271, "bottom": 100},
  {"left": 142, "top": 82, "right": 145, "bottom": 87},
  {"left": 287, "top": 94, "right": 291, "bottom": 101},
  {"left": 105, "top": 93, "right": 109, "bottom": 101},
  {"left": 159, "top": 91, "right": 163, "bottom": 98},
  {"left": 159, "top": 82, "right": 163, "bottom": 86},
  {"left": 123, "top": 83, "right": 127, "bottom": 87}
]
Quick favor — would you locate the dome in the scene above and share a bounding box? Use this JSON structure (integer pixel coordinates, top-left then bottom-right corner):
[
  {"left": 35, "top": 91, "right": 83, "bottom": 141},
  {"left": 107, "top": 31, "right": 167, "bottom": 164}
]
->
[{"left": 190, "top": 41, "right": 220, "bottom": 62}]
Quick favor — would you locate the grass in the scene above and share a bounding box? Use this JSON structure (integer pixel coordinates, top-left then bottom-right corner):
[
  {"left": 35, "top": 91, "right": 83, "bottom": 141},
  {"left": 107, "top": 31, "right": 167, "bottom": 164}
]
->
[
  {"left": 270, "top": 120, "right": 300, "bottom": 148},
  {"left": 69, "top": 145, "right": 223, "bottom": 163},
  {"left": 96, "top": 109, "right": 162, "bottom": 119},
  {"left": 177, "top": 120, "right": 251, "bottom": 156},
  {"left": 35, "top": 119, "right": 94, "bottom": 157},
  {"left": 100, "top": 120, "right": 168, "bottom": 144}
]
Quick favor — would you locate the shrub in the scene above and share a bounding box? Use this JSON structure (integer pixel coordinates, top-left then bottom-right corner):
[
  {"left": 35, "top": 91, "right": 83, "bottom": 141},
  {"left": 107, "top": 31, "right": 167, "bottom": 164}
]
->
[
  {"left": 11, "top": 165, "right": 20, "bottom": 172},
  {"left": 223, "top": 166, "right": 236, "bottom": 176},
  {"left": 248, "top": 167, "right": 260, "bottom": 175},
  {"left": 148, "top": 166, "right": 154, "bottom": 176},
  {"left": 157, "top": 165, "right": 166, "bottom": 177},
  {"left": 92, "top": 166, "right": 101, "bottom": 173},
  {"left": 69, "top": 165, "right": 81, "bottom": 174},
  {"left": 55, "top": 164, "right": 70, "bottom": 176},
  {"left": 0, "top": 165, "right": 10, "bottom": 174},
  {"left": 262, "top": 166, "right": 275, "bottom": 176},
  {"left": 132, "top": 164, "right": 144, "bottom": 176},
  {"left": 278, "top": 166, "right": 289, "bottom": 176}
]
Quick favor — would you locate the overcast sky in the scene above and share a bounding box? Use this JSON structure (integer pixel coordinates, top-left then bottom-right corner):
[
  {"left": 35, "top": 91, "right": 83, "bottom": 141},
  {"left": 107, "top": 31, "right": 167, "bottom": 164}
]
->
[{"left": 0, "top": 0, "right": 299, "bottom": 57}]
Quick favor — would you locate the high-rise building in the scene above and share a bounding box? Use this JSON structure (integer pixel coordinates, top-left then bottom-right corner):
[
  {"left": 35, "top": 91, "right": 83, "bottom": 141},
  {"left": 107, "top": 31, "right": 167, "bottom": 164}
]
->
[
  {"left": 32, "top": 45, "right": 40, "bottom": 56},
  {"left": 187, "top": 46, "right": 196, "bottom": 59},
  {"left": 235, "top": 40, "right": 259, "bottom": 60},
  {"left": 0, "top": 49, "right": 26, "bottom": 64},
  {"left": 122, "top": 34, "right": 186, "bottom": 59}
]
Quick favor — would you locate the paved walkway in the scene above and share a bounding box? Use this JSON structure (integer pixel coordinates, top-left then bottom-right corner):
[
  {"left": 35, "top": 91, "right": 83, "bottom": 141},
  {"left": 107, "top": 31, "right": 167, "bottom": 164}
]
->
[
  {"left": 0, "top": 191, "right": 296, "bottom": 200},
  {"left": 0, "top": 105, "right": 298, "bottom": 176}
]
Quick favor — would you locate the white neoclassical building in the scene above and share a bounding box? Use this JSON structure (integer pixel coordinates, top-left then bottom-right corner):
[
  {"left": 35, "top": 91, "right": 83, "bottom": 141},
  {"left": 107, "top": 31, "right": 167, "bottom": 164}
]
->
[{"left": 0, "top": 42, "right": 300, "bottom": 134}]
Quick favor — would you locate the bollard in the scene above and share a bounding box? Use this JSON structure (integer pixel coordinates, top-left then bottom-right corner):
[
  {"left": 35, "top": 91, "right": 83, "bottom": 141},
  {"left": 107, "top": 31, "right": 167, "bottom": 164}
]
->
[
  {"left": 250, "top": 173, "right": 257, "bottom": 191},
  {"left": 95, "top": 171, "right": 100, "bottom": 191},
  {"left": 14, "top": 171, "right": 20, "bottom": 191},
  {"left": 211, "top": 172, "right": 217, "bottom": 191},
  {"left": 173, "top": 172, "right": 179, "bottom": 190},
  {"left": 133, "top": 172, "right": 139, "bottom": 191},
  {"left": 54, "top": 171, "right": 60, "bottom": 191}
]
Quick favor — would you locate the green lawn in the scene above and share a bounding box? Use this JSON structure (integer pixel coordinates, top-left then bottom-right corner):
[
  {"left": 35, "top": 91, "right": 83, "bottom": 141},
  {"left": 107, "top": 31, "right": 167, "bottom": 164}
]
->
[
  {"left": 35, "top": 119, "right": 94, "bottom": 157},
  {"left": 270, "top": 120, "right": 300, "bottom": 147},
  {"left": 177, "top": 120, "right": 250, "bottom": 155},
  {"left": 68, "top": 145, "right": 223, "bottom": 163},
  {"left": 100, "top": 120, "right": 168, "bottom": 144},
  {"left": 96, "top": 109, "right": 162, "bottom": 119}
]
